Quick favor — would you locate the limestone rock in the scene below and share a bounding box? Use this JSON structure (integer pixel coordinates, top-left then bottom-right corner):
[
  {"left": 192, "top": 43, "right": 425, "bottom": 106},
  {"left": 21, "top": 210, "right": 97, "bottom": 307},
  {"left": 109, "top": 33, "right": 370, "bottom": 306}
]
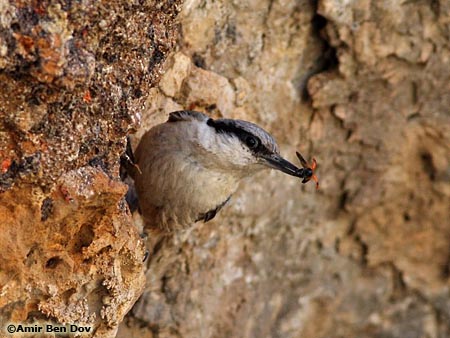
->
[
  {"left": 120, "top": 0, "right": 450, "bottom": 337},
  {"left": 0, "top": 1, "right": 181, "bottom": 337}
]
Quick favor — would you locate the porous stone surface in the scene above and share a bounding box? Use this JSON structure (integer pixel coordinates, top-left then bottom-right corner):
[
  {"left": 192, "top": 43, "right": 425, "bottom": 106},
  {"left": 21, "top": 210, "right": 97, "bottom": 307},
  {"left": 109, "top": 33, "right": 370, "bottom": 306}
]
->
[
  {"left": 119, "top": 0, "right": 450, "bottom": 337},
  {"left": 0, "top": 1, "right": 181, "bottom": 337},
  {"left": 1, "top": 0, "right": 449, "bottom": 337}
]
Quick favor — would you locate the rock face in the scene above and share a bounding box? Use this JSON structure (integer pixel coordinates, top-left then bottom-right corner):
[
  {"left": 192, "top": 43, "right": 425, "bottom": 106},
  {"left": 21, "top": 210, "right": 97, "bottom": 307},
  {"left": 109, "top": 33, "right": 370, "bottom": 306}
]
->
[
  {"left": 119, "top": 0, "right": 450, "bottom": 338},
  {"left": 0, "top": 1, "right": 180, "bottom": 337},
  {"left": 1, "top": 1, "right": 449, "bottom": 338}
]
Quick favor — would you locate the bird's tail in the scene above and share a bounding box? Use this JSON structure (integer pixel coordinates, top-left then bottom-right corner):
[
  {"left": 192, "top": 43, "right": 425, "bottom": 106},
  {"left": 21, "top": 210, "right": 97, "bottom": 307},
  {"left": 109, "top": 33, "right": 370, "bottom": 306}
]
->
[{"left": 120, "top": 136, "right": 140, "bottom": 213}]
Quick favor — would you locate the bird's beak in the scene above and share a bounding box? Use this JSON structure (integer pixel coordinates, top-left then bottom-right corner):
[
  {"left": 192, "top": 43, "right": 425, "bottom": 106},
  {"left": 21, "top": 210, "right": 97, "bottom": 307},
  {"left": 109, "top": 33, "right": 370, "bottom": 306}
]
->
[{"left": 262, "top": 154, "right": 301, "bottom": 178}]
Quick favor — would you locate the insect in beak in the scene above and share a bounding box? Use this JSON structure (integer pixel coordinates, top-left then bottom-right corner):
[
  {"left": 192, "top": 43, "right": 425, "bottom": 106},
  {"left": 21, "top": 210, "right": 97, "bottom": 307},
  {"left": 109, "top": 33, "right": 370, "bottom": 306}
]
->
[{"left": 296, "top": 151, "right": 319, "bottom": 190}]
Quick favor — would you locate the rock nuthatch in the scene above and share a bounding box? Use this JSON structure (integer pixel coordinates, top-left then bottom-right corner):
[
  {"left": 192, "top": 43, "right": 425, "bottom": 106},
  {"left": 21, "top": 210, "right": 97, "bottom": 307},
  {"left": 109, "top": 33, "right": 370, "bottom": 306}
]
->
[{"left": 130, "top": 111, "right": 317, "bottom": 232}]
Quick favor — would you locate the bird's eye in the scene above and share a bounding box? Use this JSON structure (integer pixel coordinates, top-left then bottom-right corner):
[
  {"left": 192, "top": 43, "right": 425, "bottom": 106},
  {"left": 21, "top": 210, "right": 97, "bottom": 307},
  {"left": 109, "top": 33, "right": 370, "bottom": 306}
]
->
[{"left": 245, "top": 136, "right": 259, "bottom": 149}]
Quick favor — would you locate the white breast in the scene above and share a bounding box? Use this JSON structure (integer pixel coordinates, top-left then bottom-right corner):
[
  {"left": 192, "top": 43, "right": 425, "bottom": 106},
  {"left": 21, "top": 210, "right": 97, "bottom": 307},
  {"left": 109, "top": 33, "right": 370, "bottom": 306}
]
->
[{"left": 134, "top": 120, "right": 240, "bottom": 231}]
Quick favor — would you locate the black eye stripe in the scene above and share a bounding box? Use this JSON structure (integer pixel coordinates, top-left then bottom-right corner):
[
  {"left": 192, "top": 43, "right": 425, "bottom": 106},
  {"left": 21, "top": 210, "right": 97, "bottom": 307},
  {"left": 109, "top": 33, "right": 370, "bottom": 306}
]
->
[{"left": 207, "top": 119, "right": 270, "bottom": 155}]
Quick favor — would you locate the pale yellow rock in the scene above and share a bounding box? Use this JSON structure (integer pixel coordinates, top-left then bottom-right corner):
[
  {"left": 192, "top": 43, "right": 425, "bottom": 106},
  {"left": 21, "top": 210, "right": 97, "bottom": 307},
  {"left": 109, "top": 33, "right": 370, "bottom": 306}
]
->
[
  {"left": 183, "top": 67, "right": 236, "bottom": 115},
  {"left": 159, "top": 53, "right": 192, "bottom": 97},
  {"left": 119, "top": 0, "right": 450, "bottom": 337}
]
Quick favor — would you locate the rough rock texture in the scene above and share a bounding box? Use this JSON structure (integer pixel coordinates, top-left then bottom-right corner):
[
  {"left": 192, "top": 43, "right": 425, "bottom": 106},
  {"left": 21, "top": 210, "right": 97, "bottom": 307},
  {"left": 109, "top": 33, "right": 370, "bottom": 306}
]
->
[
  {"left": 0, "top": 1, "right": 181, "bottom": 337},
  {"left": 118, "top": 0, "right": 450, "bottom": 337},
  {"left": 1, "top": 0, "right": 449, "bottom": 338}
]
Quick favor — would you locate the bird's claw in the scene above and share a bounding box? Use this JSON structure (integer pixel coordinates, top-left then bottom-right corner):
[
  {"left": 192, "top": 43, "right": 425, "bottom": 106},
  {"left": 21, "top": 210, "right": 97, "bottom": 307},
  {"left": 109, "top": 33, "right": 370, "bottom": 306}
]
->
[{"left": 296, "top": 151, "right": 319, "bottom": 190}]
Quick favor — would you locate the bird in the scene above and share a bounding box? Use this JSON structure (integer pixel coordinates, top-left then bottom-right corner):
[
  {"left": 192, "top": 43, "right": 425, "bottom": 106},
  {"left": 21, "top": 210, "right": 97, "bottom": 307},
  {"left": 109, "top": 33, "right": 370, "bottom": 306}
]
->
[{"left": 129, "top": 110, "right": 315, "bottom": 233}]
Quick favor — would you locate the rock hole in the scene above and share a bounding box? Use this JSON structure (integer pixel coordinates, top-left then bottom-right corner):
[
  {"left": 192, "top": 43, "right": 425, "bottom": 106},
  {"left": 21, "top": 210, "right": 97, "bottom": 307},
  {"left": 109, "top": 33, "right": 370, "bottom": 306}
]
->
[
  {"left": 10, "top": 23, "right": 21, "bottom": 32},
  {"left": 316, "top": 240, "right": 323, "bottom": 250},
  {"left": 46, "top": 256, "right": 63, "bottom": 269},
  {"left": 430, "top": 0, "right": 440, "bottom": 17},
  {"left": 420, "top": 152, "right": 436, "bottom": 181},
  {"left": 407, "top": 112, "right": 420, "bottom": 121},
  {"left": 73, "top": 224, "right": 95, "bottom": 252},
  {"left": 354, "top": 235, "right": 368, "bottom": 265},
  {"left": 338, "top": 191, "right": 348, "bottom": 210},
  {"left": 26, "top": 310, "right": 47, "bottom": 321},
  {"left": 334, "top": 238, "right": 340, "bottom": 253},
  {"left": 98, "top": 245, "right": 113, "bottom": 256},
  {"left": 148, "top": 48, "right": 164, "bottom": 71},
  {"left": 403, "top": 212, "right": 411, "bottom": 222},
  {"left": 411, "top": 81, "right": 418, "bottom": 104},
  {"left": 310, "top": 12, "right": 339, "bottom": 72},
  {"left": 206, "top": 104, "right": 217, "bottom": 112},
  {"left": 442, "top": 262, "right": 449, "bottom": 279},
  {"left": 311, "top": 13, "right": 327, "bottom": 32},
  {"left": 332, "top": 272, "right": 341, "bottom": 281},
  {"left": 442, "top": 256, "right": 450, "bottom": 279},
  {"left": 192, "top": 52, "right": 206, "bottom": 69},
  {"left": 302, "top": 11, "right": 339, "bottom": 101},
  {"left": 161, "top": 274, "right": 179, "bottom": 304},
  {"left": 62, "top": 288, "right": 77, "bottom": 301}
]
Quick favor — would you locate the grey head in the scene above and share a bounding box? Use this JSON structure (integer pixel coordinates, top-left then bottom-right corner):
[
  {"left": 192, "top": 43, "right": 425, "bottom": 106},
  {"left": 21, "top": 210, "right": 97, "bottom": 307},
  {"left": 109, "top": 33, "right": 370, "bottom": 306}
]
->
[{"left": 205, "top": 115, "right": 301, "bottom": 177}]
